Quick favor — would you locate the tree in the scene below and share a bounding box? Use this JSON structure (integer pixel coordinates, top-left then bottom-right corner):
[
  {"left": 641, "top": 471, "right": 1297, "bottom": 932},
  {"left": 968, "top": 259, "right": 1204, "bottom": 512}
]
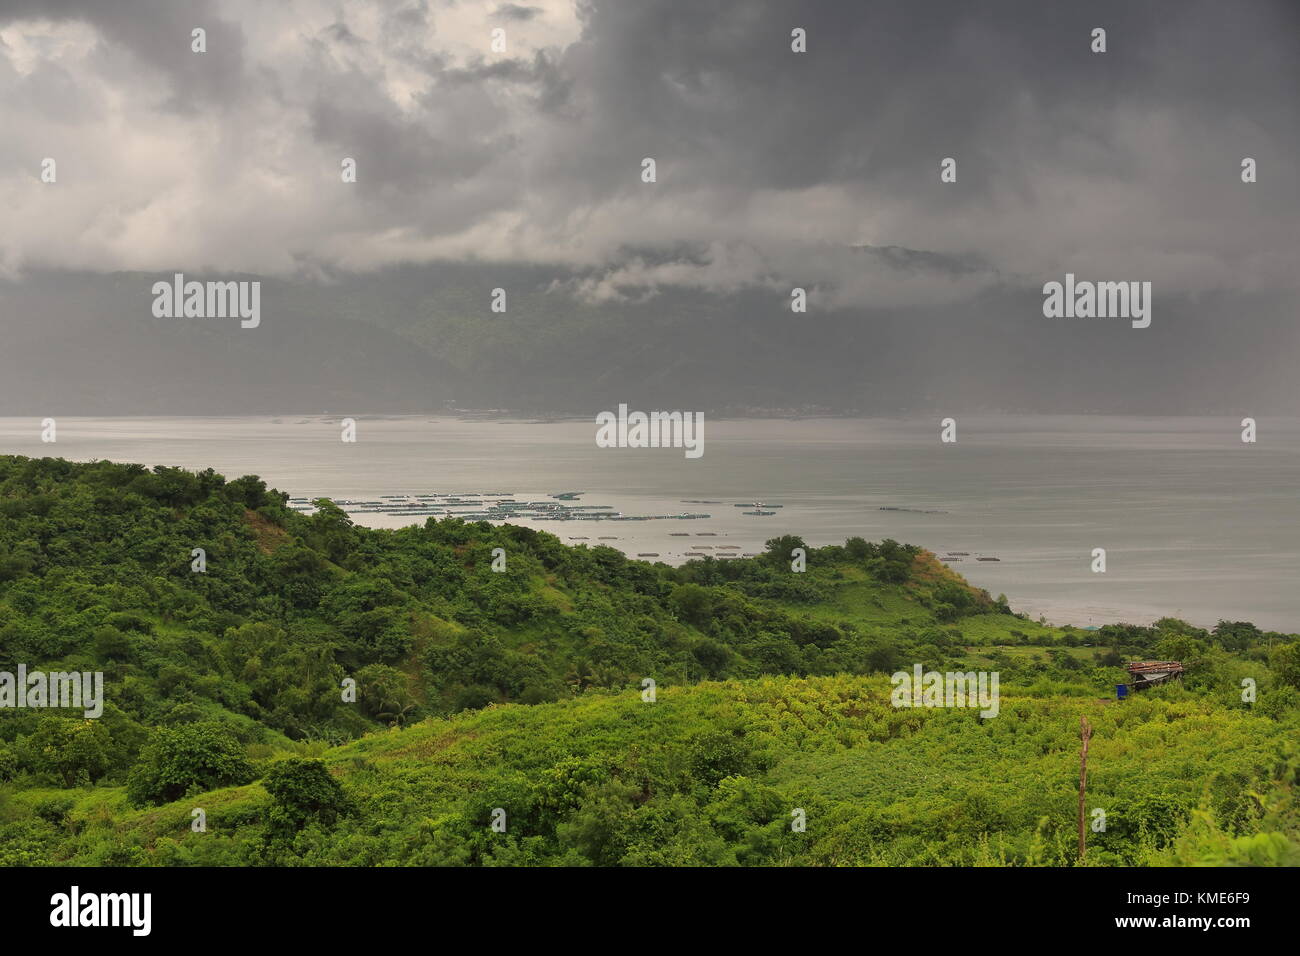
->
[
  {"left": 687, "top": 729, "right": 754, "bottom": 789},
  {"left": 869, "top": 539, "right": 916, "bottom": 584},
  {"left": 764, "top": 535, "right": 807, "bottom": 564},
  {"left": 262, "top": 758, "right": 350, "bottom": 836},
  {"left": 126, "top": 722, "right": 255, "bottom": 806},
  {"left": 669, "top": 583, "right": 712, "bottom": 626},
  {"left": 555, "top": 778, "right": 640, "bottom": 866},
  {"left": 1213, "top": 620, "right": 1260, "bottom": 652},
  {"left": 1154, "top": 633, "right": 1203, "bottom": 664},
  {"left": 92, "top": 625, "right": 132, "bottom": 661},
  {"left": 18, "top": 717, "right": 114, "bottom": 788},
  {"left": 355, "top": 663, "right": 416, "bottom": 724},
  {"left": 1270, "top": 641, "right": 1300, "bottom": 691}
]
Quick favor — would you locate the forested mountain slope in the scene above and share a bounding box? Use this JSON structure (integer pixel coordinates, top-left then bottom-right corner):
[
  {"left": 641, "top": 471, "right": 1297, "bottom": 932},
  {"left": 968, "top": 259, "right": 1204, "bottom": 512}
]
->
[{"left": 0, "top": 455, "right": 1296, "bottom": 866}]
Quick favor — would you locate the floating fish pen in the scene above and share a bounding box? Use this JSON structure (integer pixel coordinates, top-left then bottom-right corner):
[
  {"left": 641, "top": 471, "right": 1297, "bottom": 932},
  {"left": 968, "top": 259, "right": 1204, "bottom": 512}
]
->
[
  {"left": 302, "top": 492, "right": 710, "bottom": 525},
  {"left": 743, "top": 510, "right": 776, "bottom": 516},
  {"left": 976, "top": 557, "right": 1000, "bottom": 562}
]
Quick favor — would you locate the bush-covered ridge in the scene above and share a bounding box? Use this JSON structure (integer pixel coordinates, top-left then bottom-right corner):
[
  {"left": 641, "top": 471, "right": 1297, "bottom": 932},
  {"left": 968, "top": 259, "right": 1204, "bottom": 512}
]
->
[{"left": 0, "top": 455, "right": 1297, "bottom": 866}]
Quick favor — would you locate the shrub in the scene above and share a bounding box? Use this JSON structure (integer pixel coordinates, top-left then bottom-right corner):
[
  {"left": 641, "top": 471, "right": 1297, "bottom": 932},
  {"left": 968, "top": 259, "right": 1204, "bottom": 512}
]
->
[
  {"left": 126, "top": 722, "right": 255, "bottom": 806},
  {"left": 262, "top": 758, "right": 350, "bottom": 836}
]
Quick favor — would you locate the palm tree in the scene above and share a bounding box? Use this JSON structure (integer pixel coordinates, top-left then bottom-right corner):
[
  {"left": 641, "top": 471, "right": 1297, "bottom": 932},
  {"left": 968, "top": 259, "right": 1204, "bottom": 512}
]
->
[{"left": 377, "top": 699, "right": 416, "bottom": 728}]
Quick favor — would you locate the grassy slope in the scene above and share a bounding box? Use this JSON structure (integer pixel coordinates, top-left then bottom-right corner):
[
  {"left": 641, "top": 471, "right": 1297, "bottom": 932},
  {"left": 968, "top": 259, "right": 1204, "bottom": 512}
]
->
[
  {"left": 22, "top": 675, "right": 1297, "bottom": 866},
  {"left": 10, "top": 540, "right": 1297, "bottom": 866}
]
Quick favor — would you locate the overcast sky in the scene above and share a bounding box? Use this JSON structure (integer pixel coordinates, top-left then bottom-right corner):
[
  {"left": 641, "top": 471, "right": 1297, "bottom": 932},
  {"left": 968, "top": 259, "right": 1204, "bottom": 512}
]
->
[{"left": 1, "top": 0, "right": 1296, "bottom": 312}]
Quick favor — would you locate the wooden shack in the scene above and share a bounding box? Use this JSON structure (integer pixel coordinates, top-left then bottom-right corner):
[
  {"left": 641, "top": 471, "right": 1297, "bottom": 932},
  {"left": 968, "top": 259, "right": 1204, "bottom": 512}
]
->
[{"left": 1126, "top": 661, "right": 1184, "bottom": 691}]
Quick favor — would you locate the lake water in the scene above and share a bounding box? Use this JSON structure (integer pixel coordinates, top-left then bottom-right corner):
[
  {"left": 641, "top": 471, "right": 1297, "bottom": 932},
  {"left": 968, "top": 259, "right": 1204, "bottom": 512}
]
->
[{"left": 3, "top": 415, "right": 1297, "bottom": 632}]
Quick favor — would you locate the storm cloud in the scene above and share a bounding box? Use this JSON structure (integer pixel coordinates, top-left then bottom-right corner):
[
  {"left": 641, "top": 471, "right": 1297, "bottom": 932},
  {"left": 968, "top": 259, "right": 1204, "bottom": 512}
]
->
[
  {"left": 0, "top": 0, "right": 1294, "bottom": 292},
  {"left": 0, "top": 0, "right": 1297, "bottom": 414}
]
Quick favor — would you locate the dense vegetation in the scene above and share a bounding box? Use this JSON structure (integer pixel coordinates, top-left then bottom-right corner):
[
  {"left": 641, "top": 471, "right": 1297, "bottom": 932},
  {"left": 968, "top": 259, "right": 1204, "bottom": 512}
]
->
[{"left": 0, "top": 455, "right": 1296, "bottom": 866}]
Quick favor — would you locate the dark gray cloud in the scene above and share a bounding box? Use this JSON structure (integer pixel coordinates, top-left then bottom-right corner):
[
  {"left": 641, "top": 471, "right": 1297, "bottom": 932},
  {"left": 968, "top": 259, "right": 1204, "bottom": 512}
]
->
[
  {"left": 0, "top": 0, "right": 1296, "bottom": 414},
  {"left": 0, "top": 0, "right": 249, "bottom": 111},
  {"left": 533, "top": 0, "right": 1298, "bottom": 295},
  {"left": 1, "top": 0, "right": 1294, "bottom": 293}
]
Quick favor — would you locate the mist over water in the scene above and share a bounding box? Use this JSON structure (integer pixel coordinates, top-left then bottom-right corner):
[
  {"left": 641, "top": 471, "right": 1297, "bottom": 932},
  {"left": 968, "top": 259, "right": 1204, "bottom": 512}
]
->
[{"left": 5, "top": 414, "right": 1297, "bottom": 631}]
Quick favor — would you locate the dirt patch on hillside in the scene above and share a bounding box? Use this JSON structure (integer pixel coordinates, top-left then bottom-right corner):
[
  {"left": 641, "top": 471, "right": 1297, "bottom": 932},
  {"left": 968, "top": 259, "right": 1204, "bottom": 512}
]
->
[{"left": 244, "top": 509, "right": 290, "bottom": 554}]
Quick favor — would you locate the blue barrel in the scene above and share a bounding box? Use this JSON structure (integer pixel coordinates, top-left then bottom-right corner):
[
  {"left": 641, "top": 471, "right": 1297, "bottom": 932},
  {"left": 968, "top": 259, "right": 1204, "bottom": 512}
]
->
[{"left": 1116, "top": 684, "right": 1128, "bottom": 700}]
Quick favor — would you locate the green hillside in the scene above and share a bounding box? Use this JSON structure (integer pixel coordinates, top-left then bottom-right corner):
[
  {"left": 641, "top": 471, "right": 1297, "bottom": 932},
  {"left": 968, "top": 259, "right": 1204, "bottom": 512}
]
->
[{"left": 0, "top": 455, "right": 1297, "bottom": 866}]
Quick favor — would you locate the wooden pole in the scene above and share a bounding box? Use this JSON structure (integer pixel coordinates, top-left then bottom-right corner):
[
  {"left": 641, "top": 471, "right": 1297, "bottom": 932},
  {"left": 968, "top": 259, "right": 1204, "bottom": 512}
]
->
[{"left": 1078, "top": 716, "right": 1093, "bottom": 863}]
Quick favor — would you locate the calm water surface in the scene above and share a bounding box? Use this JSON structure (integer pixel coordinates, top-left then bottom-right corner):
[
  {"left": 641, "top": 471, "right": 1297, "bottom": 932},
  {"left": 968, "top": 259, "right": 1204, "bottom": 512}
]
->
[{"left": 3, "top": 415, "right": 1297, "bottom": 631}]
